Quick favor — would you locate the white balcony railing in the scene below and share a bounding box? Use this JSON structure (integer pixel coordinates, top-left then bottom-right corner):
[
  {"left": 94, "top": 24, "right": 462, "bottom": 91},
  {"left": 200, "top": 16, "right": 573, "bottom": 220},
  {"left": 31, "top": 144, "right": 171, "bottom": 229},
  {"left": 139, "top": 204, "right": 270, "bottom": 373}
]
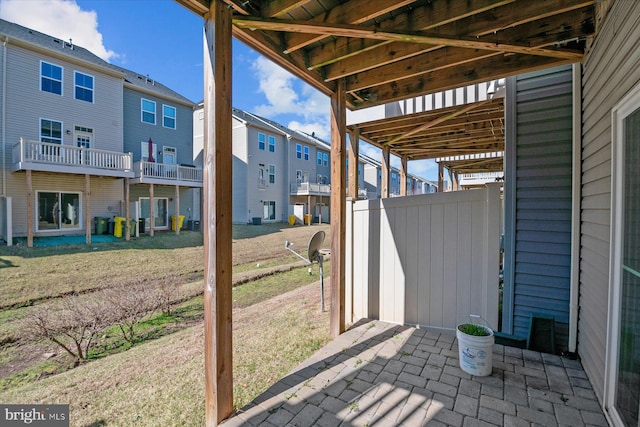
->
[
  {"left": 134, "top": 161, "right": 203, "bottom": 182},
  {"left": 14, "top": 138, "right": 132, "bottom": 171},
  {"left": 290, "top": 182, "right": 331, "bottom": 195}
]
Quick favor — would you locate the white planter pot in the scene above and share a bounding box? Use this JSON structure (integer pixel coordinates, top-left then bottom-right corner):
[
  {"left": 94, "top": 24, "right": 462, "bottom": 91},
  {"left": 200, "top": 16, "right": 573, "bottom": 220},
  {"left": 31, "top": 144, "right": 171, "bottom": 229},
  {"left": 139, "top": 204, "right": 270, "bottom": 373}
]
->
[{"left": 456, "top": 324, "right": 494, "bottom": 377}]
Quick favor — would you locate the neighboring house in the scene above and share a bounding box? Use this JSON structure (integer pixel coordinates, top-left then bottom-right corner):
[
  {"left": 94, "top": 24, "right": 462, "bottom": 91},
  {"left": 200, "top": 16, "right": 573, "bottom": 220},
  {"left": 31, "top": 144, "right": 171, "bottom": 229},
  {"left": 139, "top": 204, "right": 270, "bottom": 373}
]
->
[
  {"left": 359, "top": 152, "right": 436, "bottom": 199},
  {"left": 0, "top": 19, "right": 199, "bottom": 245}
]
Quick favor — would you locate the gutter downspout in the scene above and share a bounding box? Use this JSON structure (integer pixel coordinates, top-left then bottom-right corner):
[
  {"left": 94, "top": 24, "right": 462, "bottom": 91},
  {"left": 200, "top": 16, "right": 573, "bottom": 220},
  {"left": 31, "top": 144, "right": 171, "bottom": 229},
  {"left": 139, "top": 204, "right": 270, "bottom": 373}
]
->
[
  {"left": 568, "top": 63, "right": 582, "bottom": 354},
  {"left": 2, "top": 36, "right": 7, "bottom": 197}
]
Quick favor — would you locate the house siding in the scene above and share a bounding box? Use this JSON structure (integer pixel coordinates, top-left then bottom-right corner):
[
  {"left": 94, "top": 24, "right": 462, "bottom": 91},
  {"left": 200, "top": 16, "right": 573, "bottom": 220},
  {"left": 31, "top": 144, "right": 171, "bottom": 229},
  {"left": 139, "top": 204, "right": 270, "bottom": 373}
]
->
[
  {"left": 232, "top": 120, "right": 248, "bottom": 223},
  {"left": 579, "top": 0, "right": 640, "bottom": 402},
  {"left": 509, "top": 66, "right": 574, "bottom": 352}
]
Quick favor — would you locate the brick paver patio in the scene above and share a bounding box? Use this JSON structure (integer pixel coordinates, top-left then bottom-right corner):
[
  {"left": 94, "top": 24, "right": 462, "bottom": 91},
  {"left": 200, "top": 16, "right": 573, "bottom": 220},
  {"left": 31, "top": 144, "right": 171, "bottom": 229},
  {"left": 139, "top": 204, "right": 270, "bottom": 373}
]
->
[{"left": 222, "top": 320, "right": 608, "bottom": 426}]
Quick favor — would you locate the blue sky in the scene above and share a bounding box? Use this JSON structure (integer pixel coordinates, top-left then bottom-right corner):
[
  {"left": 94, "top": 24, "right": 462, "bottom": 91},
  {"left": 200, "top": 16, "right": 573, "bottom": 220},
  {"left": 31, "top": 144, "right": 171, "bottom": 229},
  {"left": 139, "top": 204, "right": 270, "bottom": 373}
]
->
[{"left": 0, "top": 0, "right": 437, "bottom": 180}]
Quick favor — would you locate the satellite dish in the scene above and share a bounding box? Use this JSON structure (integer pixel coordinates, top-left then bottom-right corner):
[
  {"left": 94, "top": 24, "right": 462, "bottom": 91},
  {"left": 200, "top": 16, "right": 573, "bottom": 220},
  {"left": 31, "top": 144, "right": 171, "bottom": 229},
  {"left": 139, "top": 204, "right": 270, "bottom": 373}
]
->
[{"left": 307, "top": 230, "right": 325, "bottom": 263}]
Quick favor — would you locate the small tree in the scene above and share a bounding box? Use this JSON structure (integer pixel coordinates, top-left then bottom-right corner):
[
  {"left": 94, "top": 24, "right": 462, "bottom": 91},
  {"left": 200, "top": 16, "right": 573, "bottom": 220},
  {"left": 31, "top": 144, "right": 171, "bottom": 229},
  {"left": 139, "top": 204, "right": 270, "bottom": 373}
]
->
[
  {"left": 103, "top": 280, "right": 160, "bottom": 343},
  {"left": 24, "top": 296, "right": 110, "bottom": 363}
]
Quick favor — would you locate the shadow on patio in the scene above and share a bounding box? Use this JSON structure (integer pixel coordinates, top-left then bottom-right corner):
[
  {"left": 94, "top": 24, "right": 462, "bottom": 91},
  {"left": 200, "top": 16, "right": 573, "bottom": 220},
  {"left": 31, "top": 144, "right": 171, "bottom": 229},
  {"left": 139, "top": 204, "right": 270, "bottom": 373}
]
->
[{"left": 222, "top": 319, "right": 607, "bottom": 427}]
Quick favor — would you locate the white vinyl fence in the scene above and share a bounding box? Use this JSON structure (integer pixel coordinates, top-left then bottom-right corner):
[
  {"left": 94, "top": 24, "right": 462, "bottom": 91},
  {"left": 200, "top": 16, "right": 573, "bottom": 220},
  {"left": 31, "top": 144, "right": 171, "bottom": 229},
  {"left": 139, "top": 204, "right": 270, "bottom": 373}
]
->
[{"left": 347, "top": 183, "right": 501, "bottom": 332}]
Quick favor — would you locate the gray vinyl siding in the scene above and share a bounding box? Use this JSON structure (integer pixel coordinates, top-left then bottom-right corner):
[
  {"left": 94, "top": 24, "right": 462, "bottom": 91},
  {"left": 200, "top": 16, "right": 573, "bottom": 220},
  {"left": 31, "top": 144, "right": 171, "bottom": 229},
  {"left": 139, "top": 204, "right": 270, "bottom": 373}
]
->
[
  {"left": 510, "top": 66, "right": 574, "bottom": 352},
  {"left": 129, "top": 185, "right": 192, "bottom": 222},
  {"left": 579, "top": 0, "right": 640, "bottom": 402},
  {"left": 122, "top": 88, "right": 193, "bottom": 164},
  {"left": 232, "top": 121, "right": 248, "bottom": 223},
  {"left": 4, "top": 44, "right": 123, "bottom": 152},
  {"left": 316, "top": 148, "right": 331, "bottom": 182}
]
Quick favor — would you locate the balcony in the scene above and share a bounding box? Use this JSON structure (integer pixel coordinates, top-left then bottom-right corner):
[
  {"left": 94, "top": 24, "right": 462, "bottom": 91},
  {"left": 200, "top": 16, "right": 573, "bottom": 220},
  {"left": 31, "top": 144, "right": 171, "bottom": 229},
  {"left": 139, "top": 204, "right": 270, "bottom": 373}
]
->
[
  {"left": 132, "top": 161, "right": 203, "bottom": 187},
  {"left": 290, "top": 182, "right": 330, "bottom": 196},
  {"left": 12, "top": 138, "right": 133, "bottom": 178}
]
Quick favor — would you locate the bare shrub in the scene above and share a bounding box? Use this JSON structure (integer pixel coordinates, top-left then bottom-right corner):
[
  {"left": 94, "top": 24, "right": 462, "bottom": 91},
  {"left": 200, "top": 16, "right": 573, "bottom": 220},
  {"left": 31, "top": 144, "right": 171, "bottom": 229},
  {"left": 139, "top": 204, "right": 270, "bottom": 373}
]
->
[
  {"left": 102, "top": 280, "right": 160, "bottom": 343},
  {"left": 155, "top": 278, "right": 178, "bottom": 315},
  {"left": 23, "top": 296, "right": 111, "bottom": 363}
]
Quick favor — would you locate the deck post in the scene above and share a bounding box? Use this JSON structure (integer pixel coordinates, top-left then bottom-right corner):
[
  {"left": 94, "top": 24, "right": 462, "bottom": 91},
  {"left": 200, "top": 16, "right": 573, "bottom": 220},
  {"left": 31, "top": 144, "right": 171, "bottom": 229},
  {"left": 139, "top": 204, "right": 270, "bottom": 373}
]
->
[
  {"left": 400, "top": 155, "right": 407, "bottom": 196},
  {"left": 26, "top": 169, "right": 33, "bottom": 248},
  {"left": 125, "top": 178, "right": 130, "bottom": 241},
  {"left": 348, "top": 128, "right": 359, "bottom": 199},
  {"left": 85, "top": 174, "right": 91, "bottom": 244},
  {"left": 149, "top": 183, "right": 155, "bottom": 237},
  {"left": 381, "top": 147, "right": 390, "bottom": 198},
  {"left": 203, "top": 0, "right": 234, "bottom": 424},
  {"left": 175, "top": 184, "right": 180, "bottom": 235},
  {"left": 330, "top": 78, "right": 347, "bottom": 338},
  {"left": 438, "top": 162, "right": 444, "bottom": 192}
]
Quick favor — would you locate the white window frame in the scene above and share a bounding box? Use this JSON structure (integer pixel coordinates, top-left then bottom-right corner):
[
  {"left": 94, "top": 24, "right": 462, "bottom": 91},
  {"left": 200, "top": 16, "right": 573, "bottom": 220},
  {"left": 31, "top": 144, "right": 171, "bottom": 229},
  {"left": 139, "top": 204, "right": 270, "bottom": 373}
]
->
[
  {"left": 304, "top": 145, "right": 309, "bottom": 160},
  {"left": 74, "top": 126, "right": 93, "bottom": 148},
  {"left": 162, "top": 146, "right": 177, "bottom": 164},
  {"left": 162, "top": 104, "right": 176, "bottom": 129},
  {"left": 139, "top": 197, "right": 169, "bottom": 229},
  {"left": 74, "top": 71, "right": 94, "bottom": 103},
  {"left": 605, "top": 81, "right": 640, "bottom": 427},
  {"left": 268, "top": 135, "right": 276, "bottom": 152},
  {"left": 40, "top": 60, "right": 63, "bottom": 95},
  {"left": 258, "top": 132, "right": 266, "bottom": 150},
  {"left": 141, "top": 98, "right": 156, "bottom": 125},
  {"left": 268, "top": 164, "right": 276, "bottom": 184},
  {"left": 40, "top": 118, "right": 63, "bottom": 144},
  {"left": 323, "top": 152, "right": 329, "bottom": 167},
  {"left": 296, "top": 143, "right": 302, "bottom": 159},
  {"left": 141, "top": 140, "right": 158, "bottom": 162},
  {"left": 36, "top": 190, "right": 82, "bottom": 232},
  {"left": 317, "top": 151, "right": 322, "bottom": 165},
  {"left": 263, "top": 200, "right": 276, "bottom": 221},
  {"left": 296, "top": 169, "right": 303, "bottom": 185}
]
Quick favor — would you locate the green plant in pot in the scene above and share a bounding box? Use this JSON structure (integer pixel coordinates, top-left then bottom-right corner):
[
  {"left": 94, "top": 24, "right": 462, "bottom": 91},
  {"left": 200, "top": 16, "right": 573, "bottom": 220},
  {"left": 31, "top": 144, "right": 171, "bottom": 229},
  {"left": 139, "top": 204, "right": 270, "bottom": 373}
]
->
[
  {"left": 458, "top": 323, "right": 491, "bottom": 336},
  {"left": 456, "top": 315, "right": 494, "bottom": 376}
]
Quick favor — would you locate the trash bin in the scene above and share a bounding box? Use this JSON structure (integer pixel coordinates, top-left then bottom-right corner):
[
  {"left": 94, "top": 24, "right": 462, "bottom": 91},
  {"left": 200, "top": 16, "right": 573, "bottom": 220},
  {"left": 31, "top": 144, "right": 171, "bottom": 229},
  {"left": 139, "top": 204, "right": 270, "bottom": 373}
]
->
[
  {"left": 171, "top": 215, "right": 186, "bottom": 231},
  {"left": 288, "top": 215, "right": 296, "bottom": 226},
  {"left": 113, "top": 216, "right": 126, "bottom": 238},
  {"left": 108, "top": 218, "right": 115, "bottom": 235},
  {"left": 252, "top": 217, "right": 262, "bottom": 225},
  {"left": 187, "top": 220, "right": 200, "bottom": 231},
  {"left": 138, "top": 218, "right": 146, "bottom": 234},
  {"left": 94, "top": 217, "right": 109, "bottom": 235},
  {"left": 304, "top": 214, "right": 313, "bottom": 225},
  {"left": 129, "top": 219, "right": 136, "bottom": 237}
]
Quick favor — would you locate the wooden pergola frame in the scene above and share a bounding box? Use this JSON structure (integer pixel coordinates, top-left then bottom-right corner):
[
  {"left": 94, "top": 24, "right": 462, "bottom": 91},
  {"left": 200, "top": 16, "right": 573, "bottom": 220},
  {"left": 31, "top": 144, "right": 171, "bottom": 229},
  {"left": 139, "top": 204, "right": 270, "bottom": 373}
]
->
[{"left": 174, "top": 1, "right": 596, "bottom": 424}]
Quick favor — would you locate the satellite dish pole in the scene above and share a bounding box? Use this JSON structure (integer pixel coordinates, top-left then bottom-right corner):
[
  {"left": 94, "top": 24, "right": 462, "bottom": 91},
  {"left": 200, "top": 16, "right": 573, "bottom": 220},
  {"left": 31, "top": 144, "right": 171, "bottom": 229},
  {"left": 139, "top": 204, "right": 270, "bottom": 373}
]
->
[{"left": 284, "top": 230, "right": 327, "bottom": 311}]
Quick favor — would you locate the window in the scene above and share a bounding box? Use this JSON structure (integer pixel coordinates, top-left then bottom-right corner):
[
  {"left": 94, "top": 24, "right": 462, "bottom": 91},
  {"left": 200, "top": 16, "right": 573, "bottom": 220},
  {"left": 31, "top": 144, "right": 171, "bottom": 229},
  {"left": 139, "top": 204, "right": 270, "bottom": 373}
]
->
[
  {"left": 323, "top": 152, "right": 329, "bottom": 167},
  {"left": 40, "top": 119, "right": 62, "bottom": 144},
  {"left": 317, "top": 152, "right": 322, "bottom": 165},
  {"left": 263, "top": 201, "right": 276, "bottom": 221},
  {"left": 74, "top": 126, "right": 93, "bottom": 148},
  {"left": 304, "top": 145, "right": 309, "bottom": 160},
  {"left": 139, "top": 197, "right": 168, "bottom": 228},
  {"left": 74, "top": 71, "right": 93, "bottom": 102},
  {"left": 317, "top": 174, "right": 322, "bottom": 184},
  {"left": 141, "top": 140, "right": 158, "bottom": 162},
  {"left": 296, "top": 170, "right": 303, "bottom": 185},
  {"left": 37, "top": 191, "right": 80, "bottom": 231},
  {"left": 163, "top": 105, "right": 176, "bottom": 129},
  {"left": 41, "top": 61, "right": 62, "bottom": 95},
  {"left": 296, "top": 144, "right": 302, "bottom": 159},
  {"left": 268, "top": 135, "right": 275, "bottom": 152},
  {"left": 257, "top": 168, "right": 266, "bottom": 188},
  {"left": 163, "top": 146, "right": 176, "bottom": 164},
  {"left": 268, "top": 164, "right": 275, "bottom": 184},
  {"left": 258, "top": 133, "right": 266, "bottom": 150},
  {"left": 141, "top": 99, "right": 156, "bottom": 124}
]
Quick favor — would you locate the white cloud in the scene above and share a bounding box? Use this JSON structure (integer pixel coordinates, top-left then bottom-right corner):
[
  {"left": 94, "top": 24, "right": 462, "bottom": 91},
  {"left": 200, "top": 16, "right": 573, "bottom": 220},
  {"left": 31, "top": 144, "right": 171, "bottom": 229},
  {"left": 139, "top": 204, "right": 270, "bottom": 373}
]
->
[
  {"left": 251, "top": 56, "right": 329, "bottom": 137},
  {"left": 0, "top": 0, "right": 118, "bottom": 62}
]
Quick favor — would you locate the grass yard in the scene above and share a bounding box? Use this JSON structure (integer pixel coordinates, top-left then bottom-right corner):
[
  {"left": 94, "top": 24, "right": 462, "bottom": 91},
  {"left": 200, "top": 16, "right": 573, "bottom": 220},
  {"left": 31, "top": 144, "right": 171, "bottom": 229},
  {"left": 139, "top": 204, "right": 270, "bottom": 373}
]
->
[{"left": 0, "top": 223, "right": 332, "bottom": 426}]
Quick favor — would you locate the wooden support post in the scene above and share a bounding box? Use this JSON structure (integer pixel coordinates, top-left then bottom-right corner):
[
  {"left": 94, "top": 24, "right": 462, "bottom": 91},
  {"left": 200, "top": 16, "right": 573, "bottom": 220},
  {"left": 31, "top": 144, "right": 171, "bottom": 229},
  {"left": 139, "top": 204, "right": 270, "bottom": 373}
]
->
[
  {"left": 85, "top": 174, "right": 91, "bottom": 245},
  {"left": 308, "top": 194, "right": 311, "bottom": 225},
  {"left": 400, "top": 155, "right": 408, "bottom": 197},
  {"left": 347, "top": 128, "right": 359, "bottom": 199},
  {"left": 438, "top": 162, "right": 444, "bottom": 192},
  {"left": 26, "top": 170, "right": 33, "bottom": 248},
  {"left": 381, "top": 147, "right": 390, "bottom": 198},
  {"left": 175, "top": 184, "right": 180, "bottom": 235},
  {"left": 204, "top": 1, "right": 233, "bottom": 424},
  {"left": 149, "top": 183, "right": 155, "bottom": 237},
  {"left": 330, "top": 78, "right": 347, "bottom": 338},
  {"left": 125, "top": 178, "right": 130, "bottom": 241}
]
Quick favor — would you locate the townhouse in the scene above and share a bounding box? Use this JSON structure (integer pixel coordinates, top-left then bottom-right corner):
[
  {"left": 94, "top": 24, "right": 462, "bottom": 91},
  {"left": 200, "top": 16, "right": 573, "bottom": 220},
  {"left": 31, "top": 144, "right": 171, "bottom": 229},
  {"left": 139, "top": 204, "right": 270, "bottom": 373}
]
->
[{"left": 0, "top": 19, "right": 200, "bottom": 245}]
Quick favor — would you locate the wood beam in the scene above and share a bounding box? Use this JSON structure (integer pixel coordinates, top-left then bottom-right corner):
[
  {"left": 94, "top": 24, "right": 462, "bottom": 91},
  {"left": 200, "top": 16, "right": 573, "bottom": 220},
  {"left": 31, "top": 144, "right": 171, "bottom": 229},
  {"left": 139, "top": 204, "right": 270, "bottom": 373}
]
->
[
  {"left": 26, "top": 170, "right": 33, "bottom": 248},
  {"left": 381, "top": 147, "right": 390, "bottom": 199},
  {"left": 204, "top": 1, "right": 234, "bottom": 424},
  {"left": 438, "top": 163, "right": 444, "bottom": 192},
  {"left": 175, "top": 0, "right": 210, "bottom": 16},
  {"left": 330, "top": 79, "right": 346, "bottom": 338},
  {"left": 352, "top": 53, "right": 572, "bottom": 109},
  {"left": 149, "top": 183, "right": 155, "bottom": 237},
  {"left": 400, "top": 155, "right": 407, "bottom": 197},
  {"left": 261, "top": 0, "right": 312, "bottom": 18},
  {"left": 283, "top": 0, "right": 415, "bottom": 53},
  {"left": 233, "top": 17, "right": 583, "bottom": 60},
  {"left": 348, "top": 127, "right": 359, "bottom": 199},
  {"left": 85, "top": 174, "right": 91, "bottom": 245},
  {"left": 125, "top": 178, "right": 130, "bottom": 241}
]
